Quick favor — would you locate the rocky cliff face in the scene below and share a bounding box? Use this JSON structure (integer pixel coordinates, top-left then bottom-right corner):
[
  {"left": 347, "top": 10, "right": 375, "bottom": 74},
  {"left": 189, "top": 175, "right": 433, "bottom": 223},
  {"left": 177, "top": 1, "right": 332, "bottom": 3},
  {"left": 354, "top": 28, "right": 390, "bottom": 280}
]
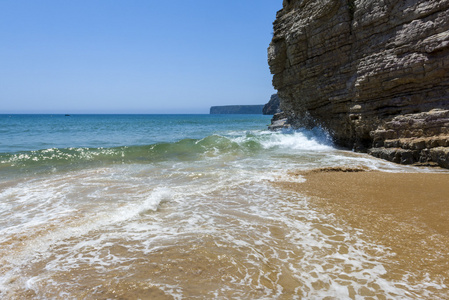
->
[
  {"left": 268, "top": 0, "right": 449, "bottom": 167},
  {"left": 263, "top": 94, "right": 282, "bottom": 115}
]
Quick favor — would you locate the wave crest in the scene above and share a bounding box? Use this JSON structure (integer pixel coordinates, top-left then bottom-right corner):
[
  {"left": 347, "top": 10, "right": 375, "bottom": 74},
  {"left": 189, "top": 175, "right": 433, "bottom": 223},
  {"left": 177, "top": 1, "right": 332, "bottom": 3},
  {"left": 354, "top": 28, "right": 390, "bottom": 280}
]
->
[{"left": 0, "top": 129, "right": 334, "bottom": 177}]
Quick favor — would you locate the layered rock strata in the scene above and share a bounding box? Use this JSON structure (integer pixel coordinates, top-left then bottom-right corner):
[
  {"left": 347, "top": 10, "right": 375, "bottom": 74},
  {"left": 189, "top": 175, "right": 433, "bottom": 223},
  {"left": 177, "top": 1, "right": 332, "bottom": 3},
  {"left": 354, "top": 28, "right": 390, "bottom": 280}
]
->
[
  {"left": 268, "top": 0, "right": 449, "bottom": 167},
  {"left": 268, "top": 112, "right": 290, "bottom": 130},
  {"left": 369, "top": 109, "right": 449, "bottom": 168}
]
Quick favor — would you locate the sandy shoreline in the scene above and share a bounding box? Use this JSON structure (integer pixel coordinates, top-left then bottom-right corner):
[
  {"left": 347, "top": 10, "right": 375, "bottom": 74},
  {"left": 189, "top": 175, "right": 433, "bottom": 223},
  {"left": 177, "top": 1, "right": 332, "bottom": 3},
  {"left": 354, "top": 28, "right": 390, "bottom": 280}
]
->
[{"left": 275, "top": 168, "right": 449, "bottom": 291}]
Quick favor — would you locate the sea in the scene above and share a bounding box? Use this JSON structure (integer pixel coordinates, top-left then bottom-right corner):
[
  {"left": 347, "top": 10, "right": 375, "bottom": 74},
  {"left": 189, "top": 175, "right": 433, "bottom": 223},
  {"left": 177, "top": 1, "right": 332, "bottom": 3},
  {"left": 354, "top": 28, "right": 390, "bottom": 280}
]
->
[{"left": 0, "top": 114, "right": 446, "bottom": 299}]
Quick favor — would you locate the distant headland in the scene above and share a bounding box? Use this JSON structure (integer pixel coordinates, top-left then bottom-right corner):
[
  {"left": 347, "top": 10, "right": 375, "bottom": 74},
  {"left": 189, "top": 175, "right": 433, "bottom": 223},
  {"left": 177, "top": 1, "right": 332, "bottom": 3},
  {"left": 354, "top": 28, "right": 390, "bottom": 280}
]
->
[
  {"left": 210, "top": 95, "right": 282, "bottom": 115},
  {"left": 210, "top": 105, "right": 264, "bottom": 115}
]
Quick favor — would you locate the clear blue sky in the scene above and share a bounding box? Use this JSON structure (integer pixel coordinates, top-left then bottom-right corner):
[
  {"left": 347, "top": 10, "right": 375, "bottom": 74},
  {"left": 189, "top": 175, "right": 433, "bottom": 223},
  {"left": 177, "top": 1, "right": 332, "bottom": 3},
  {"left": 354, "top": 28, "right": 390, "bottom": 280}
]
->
[{"left": 0, "top": 1, "right": 282, "bottom": 114}]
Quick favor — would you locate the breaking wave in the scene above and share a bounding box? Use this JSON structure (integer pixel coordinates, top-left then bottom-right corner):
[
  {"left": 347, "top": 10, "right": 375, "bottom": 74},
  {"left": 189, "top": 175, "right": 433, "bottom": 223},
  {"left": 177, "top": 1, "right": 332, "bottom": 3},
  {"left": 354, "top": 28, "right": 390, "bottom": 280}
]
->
[{"left": 0, "top": 129, "right": 334, "bottom": 177}]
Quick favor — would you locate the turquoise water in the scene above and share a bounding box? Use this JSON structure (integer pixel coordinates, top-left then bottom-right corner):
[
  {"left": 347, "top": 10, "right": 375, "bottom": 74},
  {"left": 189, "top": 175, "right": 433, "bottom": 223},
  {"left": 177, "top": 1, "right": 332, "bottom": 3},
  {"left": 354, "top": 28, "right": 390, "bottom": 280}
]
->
[
  {"left": 0, "top": 114, "right": 446, "bottom": 299},
  {"left": 0, "top": 114, "right": 271, "bottom": 178},
  {"left": 0, "top": 114, "right": 272, "bottom": 152}
]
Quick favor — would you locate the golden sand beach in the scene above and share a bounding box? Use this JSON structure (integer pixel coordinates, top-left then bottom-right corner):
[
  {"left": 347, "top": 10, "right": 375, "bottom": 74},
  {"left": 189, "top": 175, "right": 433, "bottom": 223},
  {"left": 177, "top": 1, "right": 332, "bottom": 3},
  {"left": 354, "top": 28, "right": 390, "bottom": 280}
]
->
[{"left": 276, "top": 168, "right": 449, "bottom": 292}]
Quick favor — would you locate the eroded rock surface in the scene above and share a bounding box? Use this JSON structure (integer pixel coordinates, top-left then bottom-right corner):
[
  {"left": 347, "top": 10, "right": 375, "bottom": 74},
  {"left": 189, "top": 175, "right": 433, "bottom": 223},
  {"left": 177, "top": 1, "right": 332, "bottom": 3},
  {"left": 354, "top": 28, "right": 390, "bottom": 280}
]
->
[
  {"left": 263, "top": 94, "right": 282, "bottom": 115},
  {"left": 268, "top": 0, "right": 449, "bottom": 167}
]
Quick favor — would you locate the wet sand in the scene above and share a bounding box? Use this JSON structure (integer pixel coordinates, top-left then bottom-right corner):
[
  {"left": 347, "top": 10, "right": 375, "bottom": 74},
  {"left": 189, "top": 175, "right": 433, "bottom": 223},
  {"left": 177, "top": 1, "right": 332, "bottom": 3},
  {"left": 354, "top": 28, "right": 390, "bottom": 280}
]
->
[{"left": 276, "top": 168, "right": 449, "bottom": 291}]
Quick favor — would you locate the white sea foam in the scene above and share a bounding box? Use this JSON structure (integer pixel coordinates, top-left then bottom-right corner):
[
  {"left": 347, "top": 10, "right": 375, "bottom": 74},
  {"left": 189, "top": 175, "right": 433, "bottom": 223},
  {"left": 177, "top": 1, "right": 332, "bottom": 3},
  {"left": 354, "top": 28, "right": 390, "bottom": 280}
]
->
[
  {"left": 259, "top": 129, "right": 333, "bottom": 151},
  {"left": 0, "top": 169, "right": 175, "bottom": 296},
  {"left": 110, "top": 187, "right": 173, "bottom": 222},
  {"left": 1, "top": 126, "right": 447, "bottom": 298}
]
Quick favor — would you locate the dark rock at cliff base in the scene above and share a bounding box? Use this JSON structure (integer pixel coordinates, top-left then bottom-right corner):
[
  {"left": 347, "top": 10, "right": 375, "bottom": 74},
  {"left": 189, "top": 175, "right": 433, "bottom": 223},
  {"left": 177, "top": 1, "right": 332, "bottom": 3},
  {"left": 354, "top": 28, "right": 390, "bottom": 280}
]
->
[
  {"left": 268, "top": 0, "right": 449, "bottom": 168},
  {"left": 268, "top": 112, "right": 290, "bottom": 130},
  {"left": 368, "top": 109, "right": 449, "bottom": 167},
  {"left": 263, "top": 94, "right": 282, "bottom": 115},
  {"left": 210, "top": 105, "right": 264, "bottom": 114}
]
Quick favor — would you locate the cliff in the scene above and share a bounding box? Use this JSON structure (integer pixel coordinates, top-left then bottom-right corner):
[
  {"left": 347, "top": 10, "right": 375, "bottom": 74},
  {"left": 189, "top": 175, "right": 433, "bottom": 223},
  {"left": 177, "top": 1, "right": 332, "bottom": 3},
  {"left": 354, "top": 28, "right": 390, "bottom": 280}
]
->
[
  {"left": 268, "top": 0, "right": 449, "bottom": 168},
  {"left": 210, "top": 105, "right": 264, "bottom": 114},
  {"left": 263, "top": 94, "right": 282, "bottom": 115}
]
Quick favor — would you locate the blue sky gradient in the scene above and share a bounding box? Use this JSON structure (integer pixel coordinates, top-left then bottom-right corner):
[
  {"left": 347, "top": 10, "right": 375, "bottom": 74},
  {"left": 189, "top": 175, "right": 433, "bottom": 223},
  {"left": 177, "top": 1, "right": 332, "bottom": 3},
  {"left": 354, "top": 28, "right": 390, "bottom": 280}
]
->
[{"left": 0, "top": 1, "right": 282, "bottom": 113}]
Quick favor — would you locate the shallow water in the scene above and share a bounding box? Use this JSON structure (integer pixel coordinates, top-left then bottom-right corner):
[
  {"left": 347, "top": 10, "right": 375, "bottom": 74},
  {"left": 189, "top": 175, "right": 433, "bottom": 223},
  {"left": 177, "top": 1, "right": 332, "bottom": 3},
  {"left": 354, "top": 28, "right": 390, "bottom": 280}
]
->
[{"left": 0, "top": 114, "right": 447, "bottom": 299}]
